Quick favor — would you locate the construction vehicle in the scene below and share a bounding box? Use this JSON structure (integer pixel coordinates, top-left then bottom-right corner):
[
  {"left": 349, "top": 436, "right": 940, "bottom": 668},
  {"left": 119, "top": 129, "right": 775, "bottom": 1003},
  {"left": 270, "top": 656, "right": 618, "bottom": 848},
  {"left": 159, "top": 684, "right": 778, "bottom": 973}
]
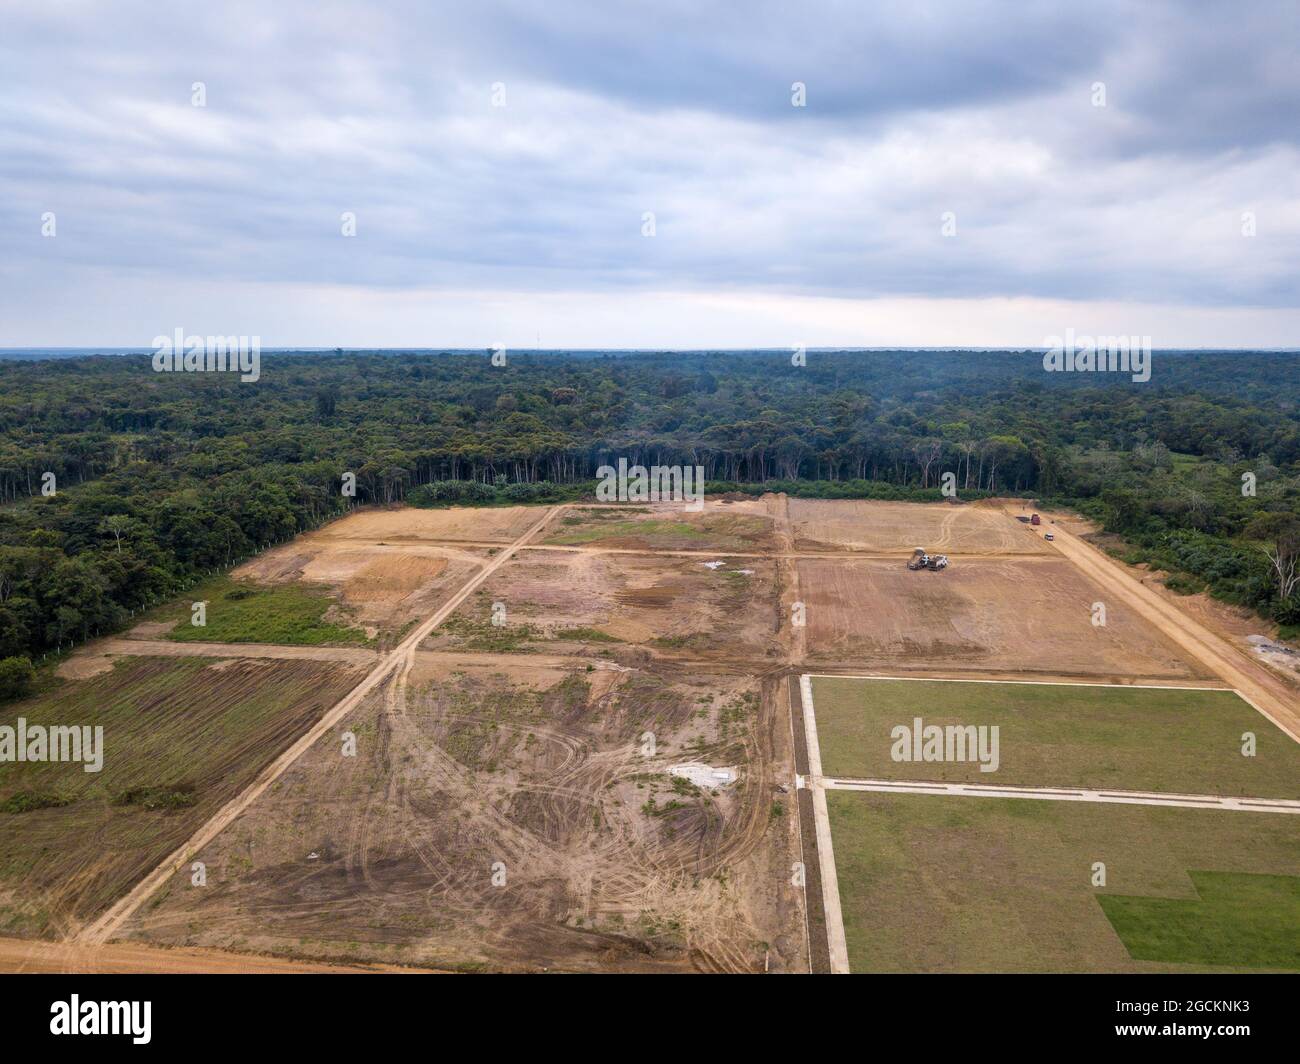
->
[
  {"left": 1030, "top": 513, "right": 1041, "bottom": 526},
  {"left": 908, "top": 548, "right": 949, "bottom": 571}
]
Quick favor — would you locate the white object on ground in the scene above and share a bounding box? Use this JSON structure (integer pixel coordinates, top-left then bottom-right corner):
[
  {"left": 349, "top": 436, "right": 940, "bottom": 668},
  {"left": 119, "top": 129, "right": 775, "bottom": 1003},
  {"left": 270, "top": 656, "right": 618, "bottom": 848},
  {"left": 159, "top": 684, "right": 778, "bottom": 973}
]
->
[{"left": 669, "top": 762, "right": 737, "bottom": 789}]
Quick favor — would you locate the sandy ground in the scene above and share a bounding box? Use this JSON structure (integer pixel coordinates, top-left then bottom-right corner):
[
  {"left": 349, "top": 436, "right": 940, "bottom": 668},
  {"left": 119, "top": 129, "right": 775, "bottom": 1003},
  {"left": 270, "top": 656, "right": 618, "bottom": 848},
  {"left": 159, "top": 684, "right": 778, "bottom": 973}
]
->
[
  {"left": 797, "top": 556, "right": 1203, "bottom": 679},
  {"left": 121, "top": 657, "right": 801, "bottom": 973},
  {"left": 426, "top": 548, "right": 784, "bottom": 662},
  {"left": 0, "top": 936, "right": 441, "bottom": 973},
  {"left": 59, "top": 639, "right": 380, "bottom": 679},
  {"left": 540, "top": 498, "right": 780, "bottom": 551},
  {"left": 1062, "top": 516, "right": 1300, "bottom": 688},
  {"left": 314, "top": 505, "right": 545, "bottom": 543},
  {"left": 77, "top": 509, "right": 560, "bottom": 949},
  {"left": 1042, "top": 517, "right": 1300, "bottom": 741},
  {"left": 23, "top": 494, "right": 1296, "bottom": 975},
  {"left": 235, "top": 529, "right": 489, "bottom": 640},
  {"left": 789, "top": 498, "right": 1052, "bottom": 555}
]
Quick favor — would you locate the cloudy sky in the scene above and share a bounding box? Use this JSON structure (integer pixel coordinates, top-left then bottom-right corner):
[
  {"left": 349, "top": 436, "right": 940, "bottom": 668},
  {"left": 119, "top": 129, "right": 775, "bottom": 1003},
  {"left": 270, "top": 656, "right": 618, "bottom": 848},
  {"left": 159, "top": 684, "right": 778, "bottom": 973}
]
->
[{"left": 2, "top": 0, "right": 1297, "bottom": 347}]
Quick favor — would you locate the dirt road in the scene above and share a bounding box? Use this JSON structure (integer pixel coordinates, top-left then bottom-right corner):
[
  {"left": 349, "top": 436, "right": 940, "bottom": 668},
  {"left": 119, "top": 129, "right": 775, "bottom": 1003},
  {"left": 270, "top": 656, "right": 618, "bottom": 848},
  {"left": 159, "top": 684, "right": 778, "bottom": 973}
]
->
[
  {"left": 77, "top": 507, "right": 563, "bottom": 946},
  {"left": 1042, "top": 518, "right": 1300, "bottom": 742},
  {"left": 0, "top": 937, "right": 440, "bottom": 974},
  {"left": 75, "top": 639, "right": 381, "bottom": 663}
]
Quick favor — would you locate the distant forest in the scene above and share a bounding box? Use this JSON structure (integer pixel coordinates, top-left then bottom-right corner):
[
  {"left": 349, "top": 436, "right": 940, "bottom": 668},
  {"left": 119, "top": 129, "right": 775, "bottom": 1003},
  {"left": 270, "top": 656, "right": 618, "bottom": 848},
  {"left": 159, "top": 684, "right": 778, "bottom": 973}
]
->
[{"left": 0, "top": 349, "right": 1297, "bottom": 676}]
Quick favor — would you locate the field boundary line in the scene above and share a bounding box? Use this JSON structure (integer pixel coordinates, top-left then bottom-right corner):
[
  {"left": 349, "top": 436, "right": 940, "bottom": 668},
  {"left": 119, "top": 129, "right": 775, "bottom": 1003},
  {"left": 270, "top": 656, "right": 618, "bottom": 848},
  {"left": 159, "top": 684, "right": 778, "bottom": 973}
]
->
[
  {"left": 800, "top": 674, "right": 849, "bottom": 974},
  {"left": 785, "top": 678, "right": 814, "bottom": 974},
  {"left": 823, "top": 777, "right": 1300, "bottom": 813},
  {"left": 76, "top": 505, "right": 563, "bottom": 946},
  {"left": 806, "top": 673, "right": 1232, "bottom": 692}
]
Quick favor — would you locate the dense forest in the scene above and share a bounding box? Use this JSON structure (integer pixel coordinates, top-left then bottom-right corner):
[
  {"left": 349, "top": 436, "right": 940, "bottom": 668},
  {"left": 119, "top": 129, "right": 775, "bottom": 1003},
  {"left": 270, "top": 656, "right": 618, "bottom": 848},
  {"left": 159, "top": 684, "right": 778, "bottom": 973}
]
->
[{"left": 0, "top": 348, "right": 1297, "bottom": 684}]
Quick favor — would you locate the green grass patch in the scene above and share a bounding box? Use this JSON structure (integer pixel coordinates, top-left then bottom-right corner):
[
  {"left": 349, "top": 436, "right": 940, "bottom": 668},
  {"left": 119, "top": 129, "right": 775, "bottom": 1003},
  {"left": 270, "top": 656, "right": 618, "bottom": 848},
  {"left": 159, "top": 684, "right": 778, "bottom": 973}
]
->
[
  {"left": 162, "top": 575, "right": 370, "bottom": 646},
  {"left": 810, "top": 676, "right": 1300, "bottom": 798},
  {"left": 827, "top": 790, "right": 1300, "bottom": 973},
  {"left": 0, "top": 791, "right": 73, "bottom": 814},
  {"left": 552, "top": 626, "right": 622, "bottom": 643},
  {"left": 1099, "top": 871, "right": 1300, "bottom": 970}
]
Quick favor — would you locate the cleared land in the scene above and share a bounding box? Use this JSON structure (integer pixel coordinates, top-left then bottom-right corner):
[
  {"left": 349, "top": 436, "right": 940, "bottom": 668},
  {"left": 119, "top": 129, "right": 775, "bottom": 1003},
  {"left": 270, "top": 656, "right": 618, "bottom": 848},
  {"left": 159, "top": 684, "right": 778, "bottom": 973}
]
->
[
  {"left": 0, "top": 656, "right": 368, "bottom": 937},
  {"left": 312, "top": 505, "right": 543, "bottom": 544},
  {"left": 234, "top": 532, "right": 489, "bottom": 645},
  {"left": 16, "top": 494, "right": 1293, "bottom": 975},
  {"left": 1043, "top": 514, "right": 1300, "bottom": 742},
  {"left": 798, "top": 557, "right": 1203, "bottom": 678},
  {"left": 810, "top": 677, "right": 1300, "bottom": 797},
  {"left": 122, "top": 657, "right": 801, "bottom": 973},
  {"left": 0, "top": 936, "right": 441, "bottom": 974},
  {"left": 789, "top": 498, "right": 1051, "bottom": 555},
  {"left": 541, "top": 498, "right": 779, "bottom": 552},
  {"left": 827, "top": 790, "right": 1300, "bottom": 972},
  {"left": 426, "top": 549, "right": 783, "bottom": 662}
]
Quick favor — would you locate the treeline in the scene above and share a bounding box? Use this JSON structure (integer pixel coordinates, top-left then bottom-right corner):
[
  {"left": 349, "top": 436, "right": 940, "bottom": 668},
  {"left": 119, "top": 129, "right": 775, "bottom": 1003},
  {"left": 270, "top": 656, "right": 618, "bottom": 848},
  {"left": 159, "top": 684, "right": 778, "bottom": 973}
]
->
[{"left": 0, "top": 348, "right": 1297, "bottom": 671}]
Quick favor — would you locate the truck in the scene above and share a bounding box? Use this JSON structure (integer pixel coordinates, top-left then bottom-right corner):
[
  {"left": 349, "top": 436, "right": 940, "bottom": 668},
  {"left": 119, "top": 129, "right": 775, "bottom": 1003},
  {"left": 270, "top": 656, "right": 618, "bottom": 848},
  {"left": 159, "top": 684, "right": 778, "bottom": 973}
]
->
[{"left": 908, "top": 548, "right": 948, "bottom": 571}]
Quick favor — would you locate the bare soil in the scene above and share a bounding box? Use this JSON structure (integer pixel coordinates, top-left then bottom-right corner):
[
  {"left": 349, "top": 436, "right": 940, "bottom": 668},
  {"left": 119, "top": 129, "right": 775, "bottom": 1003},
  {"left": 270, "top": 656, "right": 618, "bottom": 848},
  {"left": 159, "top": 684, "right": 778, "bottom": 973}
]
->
[
  {"left": 425, "top": 549, "right": 784, "bottom": 663},
  {"left": 123, "top": 657, "right": 803, "bottom": 973},
  {"left": 797, "top": 556, "right": 1206, "bottom": 679},
  {"left": 235, "top": 521, "right": 490, "bottom": 641},
  {"left": 789, "top": 498, "right": 1052, "bottom": 555}
]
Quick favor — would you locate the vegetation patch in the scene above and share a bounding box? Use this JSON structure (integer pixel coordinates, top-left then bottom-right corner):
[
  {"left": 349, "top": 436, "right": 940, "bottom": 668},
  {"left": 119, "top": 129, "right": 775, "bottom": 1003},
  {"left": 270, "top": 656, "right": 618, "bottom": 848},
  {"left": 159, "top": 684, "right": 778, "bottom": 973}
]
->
[
  {"left": 163, "top": 576, "right": 370, "bottom": 646},
  {"left": 811, "top": 676, "right": 1300, "bottom": 798},
  {"left": 1, "top": 791, "right": 72, "bottom": 814},
  {"left": 1098, "top": 871, "right": 1300, "bottom": 970}
]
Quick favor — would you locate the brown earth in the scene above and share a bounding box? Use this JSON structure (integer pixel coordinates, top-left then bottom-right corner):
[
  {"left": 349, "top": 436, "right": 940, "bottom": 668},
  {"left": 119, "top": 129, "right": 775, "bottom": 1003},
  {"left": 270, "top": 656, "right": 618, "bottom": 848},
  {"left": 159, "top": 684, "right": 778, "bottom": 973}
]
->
[
  {"left": 789, "top": 498, "right": 1052, "bottom": 555},
  {"left": 425, "top": 549, "right": 784, "bottom": 663},
  {"left": 0, "top": 657, "right": 370, "bottom": 938},
  {"left": 541, "top": 498, "right": 780, "bottom": 552},
  {"left": 0, "top": 935, "right": 443, "bottom": 973},
  {"left": 28, "top": 494, "right": 1290, "bottom": 975},
  {"left": 121, "top": 657, "right": 803, "bottom": 973},
  {"left": 797, "top": 556, "right": 1206, "bottom": 679},
  {"left": 235, "top": 524, "right": 489, "bottom": 638},
  {"left": 314, "top": 505, "right": 544, "bottom": 543}
]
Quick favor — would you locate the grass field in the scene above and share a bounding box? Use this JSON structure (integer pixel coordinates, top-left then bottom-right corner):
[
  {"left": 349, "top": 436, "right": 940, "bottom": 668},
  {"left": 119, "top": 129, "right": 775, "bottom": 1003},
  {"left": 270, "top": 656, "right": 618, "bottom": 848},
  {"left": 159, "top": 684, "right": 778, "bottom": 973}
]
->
[
  {"left": 1098, "top": 871, "right": 1299, "bottom": 969},
  {"left": 826, "top": 790, "right": 1300, "bottom": 972},
  {"left": 158, "top": 576, "right": 371, "bottom": 646},
  {"left": 0, "top": 656, "right": 367, "bottom": 935},
  {"left": 811, "top": 676, "right": 1300, "bottom": 798}
]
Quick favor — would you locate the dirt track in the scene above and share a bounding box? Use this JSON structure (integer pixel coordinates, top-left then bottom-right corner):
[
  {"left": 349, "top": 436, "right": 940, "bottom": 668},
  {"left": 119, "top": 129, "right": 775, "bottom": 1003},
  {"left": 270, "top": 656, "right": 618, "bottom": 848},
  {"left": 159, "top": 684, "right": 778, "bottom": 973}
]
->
[
  {"left": 1042, "top": 517, "right": 1300, "bottom": 742},
  {"left": 0, "top": 936, "right": 439, "bottom": 974},
  {"left": 77, "top": 507, "right": 564, "bottom": 946},
  {"left": 68, "top": 639, "right": 381, "bottom": 665}
]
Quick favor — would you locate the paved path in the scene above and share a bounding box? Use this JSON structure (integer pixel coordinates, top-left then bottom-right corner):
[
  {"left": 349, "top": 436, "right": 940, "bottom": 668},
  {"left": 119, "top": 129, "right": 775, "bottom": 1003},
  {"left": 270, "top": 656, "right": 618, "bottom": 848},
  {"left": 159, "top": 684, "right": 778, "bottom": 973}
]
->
[
  {"left": 798, "top": 675, "right": 850, "bottom": 974},
  {"left": 77, "top": 506, "right": 562, "bottom": 946},
  {"left": 822, "top": 776, "right": 1300, "bottom": 813}
]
